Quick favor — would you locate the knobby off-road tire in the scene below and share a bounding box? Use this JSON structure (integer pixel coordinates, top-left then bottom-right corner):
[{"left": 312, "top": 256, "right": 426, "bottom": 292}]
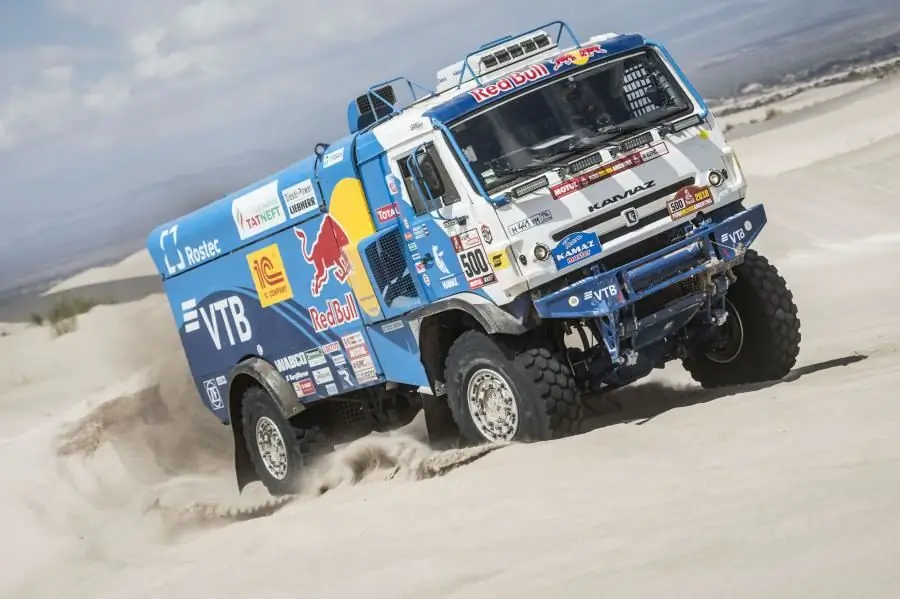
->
[
  {"left": 683, "top": 249, "right": 801, "bottom": 388},
  {"left": 240, "top": 386, "right": 331, "bottom": 496},
  {"left": 445, "top": 331, "right": 584, "bottom": 444}
]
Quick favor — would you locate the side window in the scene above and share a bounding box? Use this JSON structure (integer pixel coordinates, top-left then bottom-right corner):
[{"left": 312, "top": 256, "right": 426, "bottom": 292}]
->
[{"left": 397, "top": 143, "right": 461, "bottom": 216}]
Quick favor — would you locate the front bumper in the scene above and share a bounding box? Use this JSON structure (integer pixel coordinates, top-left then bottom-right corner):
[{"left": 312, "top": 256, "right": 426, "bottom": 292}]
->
[{"left": 532, "top": 203, "right": 766, "bottom": 321}]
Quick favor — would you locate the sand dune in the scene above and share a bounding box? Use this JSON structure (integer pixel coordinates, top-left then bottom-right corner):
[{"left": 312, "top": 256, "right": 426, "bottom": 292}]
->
[{"left": 2, "top": 76, "right": 900, "bottom": 598}]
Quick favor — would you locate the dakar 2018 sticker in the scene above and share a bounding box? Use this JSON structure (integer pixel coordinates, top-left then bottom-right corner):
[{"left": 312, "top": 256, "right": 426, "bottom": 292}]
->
[
  {"left": 667, "top": 185, "right": 714, "bottom": 220},
  {"left": 450, "top": 229, "right": 496, "bottom": 289}
]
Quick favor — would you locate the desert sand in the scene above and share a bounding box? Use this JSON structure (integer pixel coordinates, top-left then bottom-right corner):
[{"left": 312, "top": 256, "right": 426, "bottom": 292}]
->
[{"left": 2, "top": 74, "right": 900, "bottom": 599}]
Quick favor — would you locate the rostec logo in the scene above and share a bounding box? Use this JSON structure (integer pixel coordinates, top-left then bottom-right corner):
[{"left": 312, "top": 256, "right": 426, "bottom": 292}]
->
[
  {"left": 551, "top": 44, "right": 608, "bottom": 71},
  {"left": 181, "top": 296, "right": 252, "bottom": 350},
  {"left": 308, "top": 292, "right": 360, "bottom": 333},
  {"left": 231, "top": 181, "right": 286, "bottom": 240},
  {"left": 247, "top": 243, "right": 294, "bottom": 307},
  {"left": 469, "top": 64, "right": 550, "bottom": 103},
  {"left": 375, "top": 203, "right": 400, "bottom": 224},
  {"left": 590, "top": 181, "right": 656, "bottom": 213},
  {"left": 159, "top": 225, "right": 185, "bottom": 275},
  {"left": 295, "top": 214, "right": 351, "bottom": 297}
]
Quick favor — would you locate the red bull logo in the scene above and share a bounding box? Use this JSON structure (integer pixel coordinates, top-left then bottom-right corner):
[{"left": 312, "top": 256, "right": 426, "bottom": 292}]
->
[
  {"left": 309, "top": 292, "right": 360, "bottom": 333},
  {"left": 468, "top": 64, "right": 550, "bottom": 103},
  {"left": 551, "top": 44, "right": 607, "bottom": 71},
  {"left": 294, "top": 213, "right": 351, "bottom": 297}
]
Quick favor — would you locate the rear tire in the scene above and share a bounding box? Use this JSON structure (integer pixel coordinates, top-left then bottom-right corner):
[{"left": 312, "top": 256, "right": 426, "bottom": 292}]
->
[
  {"left": 240, "top": 386, "right": 330, "bottom": 496},
  {"left": 445, "top": 331, "right": 583, "bottom": 444},
  {"left": 683, "top": 249, "right": 801, "bottom": 388}
]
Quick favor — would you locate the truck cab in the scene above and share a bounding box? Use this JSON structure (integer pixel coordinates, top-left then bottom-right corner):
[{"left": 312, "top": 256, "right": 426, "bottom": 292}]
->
[{"left": 147, "top": 21, "right": 800, "bottom": 496}]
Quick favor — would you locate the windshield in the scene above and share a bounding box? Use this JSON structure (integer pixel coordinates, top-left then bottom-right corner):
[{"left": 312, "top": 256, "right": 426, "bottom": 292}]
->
[{"left": 449, "top": 49, "right": 693, "bottom": 193}]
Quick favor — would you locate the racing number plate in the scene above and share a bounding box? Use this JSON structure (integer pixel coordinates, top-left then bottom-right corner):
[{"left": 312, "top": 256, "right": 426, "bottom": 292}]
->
[
  {"left": 451, "top": 229, "right": 496, "bottom": 289},
  {"left": 667, "top": 185, "right": 714, "bottom": 221}
]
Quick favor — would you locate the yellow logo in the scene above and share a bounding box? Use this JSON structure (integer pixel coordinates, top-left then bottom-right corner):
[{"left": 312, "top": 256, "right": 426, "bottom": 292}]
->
[
  {"left": 247, "top": 243, "right": 294, "bottom": 307},
  {"left": 489, "top": 249, "right": 510, "bottom": 270}
]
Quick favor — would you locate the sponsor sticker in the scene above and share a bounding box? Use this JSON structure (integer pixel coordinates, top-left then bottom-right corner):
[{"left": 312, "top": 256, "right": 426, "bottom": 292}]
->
[
  {"left": 305, "top": 347, "right": 327, "bottom": 367},
  {"left": 247, "top": 243, "right": 293, "bottom": 307},
  {"left": 469, "top": 64, "right": 550, "bottom": 103},
  {"left": 551, "top": 232, "right": 602, "bottom": 270},
  {"left": 323, "top": 148, "right": 344, "bottom": 168},
  {"left": 667, "top": 185, "right": 714, "bottom": 221},
  {"left": 451, "top": 229, "right": 496, "bottom": 289},
  {"left": 274, "top": 350, "right": 308, "bottom": 372},
  {"left": 331, "top": 353, "right": 347, "bottom": 366},
  {"left": 313, "top": 367, "right": 334, "bottom": 385},
  {"left": 293, "top": 379, "right": 315, "bottom": 397},
  {"left": 553, "top": 142, "right": 670, "bottom": 203},
  {"left": 203, "top": 379, "right": 224, "bottom": 410},
  {"left": 321, "top": 341, "right": 341, "bottom": 354},
  {"left": 551, "top": 44, "right": 608, "bottom": 71},
  {"left": 375, "top": 203, "right": 400, "bottom": 224},
  {"left": 181, "top": 296, "right": 252, "bottom": 350},
  {"left": 381, "top": 321, "right": 404, "bottom": 333},
  {"left": 232, "top": 181, "right": 286, "bottom": 240},
  {"left": 386, "top": 174, "right": 400, "bottom": 195},
  {"left": 325, "top": 383, "right": 338, "bottom": 395},
  {"left": 308, "top": 292, "right": 360, "bottom": 333},
  {"left": 508, "top": 210, "right": 553, "bottom": 235},
  {"left": 281, "top": 179, "right": 319, "bottom": 219},
  {"left": 488, "top": 249, "right": 510, "bottom": 271}
]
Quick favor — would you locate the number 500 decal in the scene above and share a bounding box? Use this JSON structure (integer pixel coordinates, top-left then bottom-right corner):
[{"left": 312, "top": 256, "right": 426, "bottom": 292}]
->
[{"left": 451, "top": 229, "right": 497, "bottom": 289}]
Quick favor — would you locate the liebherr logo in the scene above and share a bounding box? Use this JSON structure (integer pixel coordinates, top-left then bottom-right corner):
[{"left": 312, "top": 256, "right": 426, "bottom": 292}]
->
[{"left": 588, "top": 180, "right": 656, "bottom": 213}]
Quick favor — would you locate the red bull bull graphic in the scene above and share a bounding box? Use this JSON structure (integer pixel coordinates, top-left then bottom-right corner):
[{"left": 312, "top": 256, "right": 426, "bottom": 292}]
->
[
  {"left": 309, "top": 292, "right": 360, "bottom": 333},
  {"left": 551, "top": 44, "right": 607, "bottom": 71},
  {"left": 294, "top": 214, "right": 351, "bottom": 297},
  {"left": 468, "top": 64, "right": 550, "bottom": 103}
]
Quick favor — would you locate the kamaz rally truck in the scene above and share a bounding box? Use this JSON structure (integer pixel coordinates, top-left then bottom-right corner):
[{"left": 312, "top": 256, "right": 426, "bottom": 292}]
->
[{"left": 148, "top": 21, "right": 801, "bottom": 496}]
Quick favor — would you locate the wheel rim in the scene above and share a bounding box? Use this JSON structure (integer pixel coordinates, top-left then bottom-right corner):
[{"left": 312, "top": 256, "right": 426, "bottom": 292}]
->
[
  {"left": 466, "top": 368, "right": 519, "bottom": 442},
  {"left": 705, "top": 298, "right": 745, "bottom": 364},
  {"left": 255, "top": 416, "right": 289, "bottom": 480}
]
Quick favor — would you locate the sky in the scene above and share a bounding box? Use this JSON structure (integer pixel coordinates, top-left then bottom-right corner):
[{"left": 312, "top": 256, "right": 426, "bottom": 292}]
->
[{"left": 2, "top": 0, "right": 900, "bottom": 292}]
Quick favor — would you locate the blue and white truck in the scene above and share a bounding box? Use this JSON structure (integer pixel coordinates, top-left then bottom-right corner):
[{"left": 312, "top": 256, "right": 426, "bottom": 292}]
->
[{"left": 147, "top": 21, "right": 802, "bottom": 496}]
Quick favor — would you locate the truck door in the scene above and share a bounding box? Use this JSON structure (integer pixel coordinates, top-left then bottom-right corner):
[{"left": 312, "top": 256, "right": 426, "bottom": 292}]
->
[{"left": 386, "top": 132, "right": 499, "bottom": 302}]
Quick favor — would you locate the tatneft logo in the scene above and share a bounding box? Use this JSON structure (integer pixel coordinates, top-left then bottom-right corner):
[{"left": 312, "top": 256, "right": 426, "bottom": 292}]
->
[
  {"left": 181, "top": 296, "right": 252, "bottom": 350},
  {"left": 247, "top": 243, "right": 294, "bottom": 307},
  {"left": 231, "top": 181, "right": 286, "bottom": 240}
]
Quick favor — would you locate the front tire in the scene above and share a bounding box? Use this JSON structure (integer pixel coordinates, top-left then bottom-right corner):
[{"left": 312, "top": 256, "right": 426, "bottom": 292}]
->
[
  {"left": 240, "top": 386, "right": 330, "bottom": 496},
  {"left": 683, "top": 249, "right": 801, "bottom": 388},
  {"left": 445, "top": 331, "right": 584, "bottom": 444}
]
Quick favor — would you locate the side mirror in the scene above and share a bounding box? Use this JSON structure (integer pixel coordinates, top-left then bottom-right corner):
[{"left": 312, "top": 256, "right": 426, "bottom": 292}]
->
[{"left": 418, "top": 154, "right": 446, "bottom": 199}]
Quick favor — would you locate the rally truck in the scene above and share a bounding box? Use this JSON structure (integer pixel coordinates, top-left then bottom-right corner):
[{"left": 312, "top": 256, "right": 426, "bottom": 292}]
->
[{"left": 147, "top": 21, "right": 801, "bottom": 496}]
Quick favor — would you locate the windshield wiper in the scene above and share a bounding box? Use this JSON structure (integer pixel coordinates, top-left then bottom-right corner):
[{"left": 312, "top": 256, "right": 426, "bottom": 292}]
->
[
  {"left": 605, "top": 106, "right": 686, "bottom": 138},
  {"left": 492, "top": 163, "right": 556, "bottom": 180}
]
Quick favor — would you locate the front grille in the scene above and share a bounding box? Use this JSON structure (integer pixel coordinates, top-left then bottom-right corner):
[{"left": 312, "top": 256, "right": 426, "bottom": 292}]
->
[{"left": 552, "top": 177, "right": 694, "bottom": 242}]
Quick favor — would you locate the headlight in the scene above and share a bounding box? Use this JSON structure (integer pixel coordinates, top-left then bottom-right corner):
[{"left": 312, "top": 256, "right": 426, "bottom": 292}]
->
[{"left": 533, "top": 244, "right": 550, "bottom": 261}]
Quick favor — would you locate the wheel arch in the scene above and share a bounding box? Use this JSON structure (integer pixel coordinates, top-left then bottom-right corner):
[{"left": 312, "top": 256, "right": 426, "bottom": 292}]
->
[
  {"left": 414, "top": 296, "right": 534, "bottom": 393},
  {"left": 227, "top": 356, "right": 305, "bottom": 492}
]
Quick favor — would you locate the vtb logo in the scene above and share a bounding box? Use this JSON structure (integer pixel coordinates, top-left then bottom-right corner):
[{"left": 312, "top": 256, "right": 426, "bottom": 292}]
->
[{"left": 247, "top": 243, "right": 294, "bottom": 307}]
